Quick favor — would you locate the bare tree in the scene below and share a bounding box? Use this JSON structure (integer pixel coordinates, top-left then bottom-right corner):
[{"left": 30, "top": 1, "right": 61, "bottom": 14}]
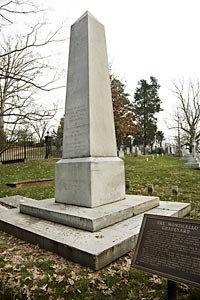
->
[
  {"left": 23, "top": 118, "right": 55, "bottom": 142},
  {"left": 0, "top": 0, "right": 43, "bottom": 28},
  {"left": 0, "top": 1, "right": 66, "bottom": 60},
  {"left": 0, "top": 0, "right": 67, "bottom": 142},
  {"left": 0, "top": 37, "right": 58, "bottom": 134},
  {"left": 171, "top": 78, "right": 200, "bottom": 152}
]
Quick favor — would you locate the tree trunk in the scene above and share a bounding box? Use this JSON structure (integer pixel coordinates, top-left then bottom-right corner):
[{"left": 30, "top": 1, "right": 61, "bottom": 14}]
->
[{"left": 0, "top": 115, "right": 6, "bottom": 151}]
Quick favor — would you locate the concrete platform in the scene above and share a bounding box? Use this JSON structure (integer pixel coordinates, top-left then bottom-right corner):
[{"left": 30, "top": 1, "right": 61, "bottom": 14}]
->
[
  {"left": 0, "top": 200, "right": 191, "bottom": 270},
  {"left": 20, "top": 195, "right": 159, "bottom": 232}
]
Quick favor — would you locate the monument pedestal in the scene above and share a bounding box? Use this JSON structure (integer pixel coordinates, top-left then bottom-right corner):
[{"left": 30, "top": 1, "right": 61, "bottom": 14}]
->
[
  {"left": 20, "top": 195, "right": 159, "bottom": 231},
  {"left": 55, "top": 157, "right": 125, "bottom": 207}
]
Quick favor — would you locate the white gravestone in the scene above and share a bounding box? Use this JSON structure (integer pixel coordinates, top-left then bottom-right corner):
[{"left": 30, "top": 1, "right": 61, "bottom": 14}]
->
[{"left": 55, "top": 11, "right": 125, "bottom": 207}]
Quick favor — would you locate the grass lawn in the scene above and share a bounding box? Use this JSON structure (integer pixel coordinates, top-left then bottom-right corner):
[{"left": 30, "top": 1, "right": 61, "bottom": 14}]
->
[
  {"left": 0, "top": 155, "right": 199, "bottom": 299},
  {"left": 125, "top": 155, "right": 200, "bottom": 219},
  {"left": 0, "top": 159, "right": 56, "bottom": 200}
]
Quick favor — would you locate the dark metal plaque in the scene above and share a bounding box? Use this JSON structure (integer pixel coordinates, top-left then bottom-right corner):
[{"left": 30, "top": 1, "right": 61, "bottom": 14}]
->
[{"left": 132, "top": 214, "right": 200, "bottom": 288}]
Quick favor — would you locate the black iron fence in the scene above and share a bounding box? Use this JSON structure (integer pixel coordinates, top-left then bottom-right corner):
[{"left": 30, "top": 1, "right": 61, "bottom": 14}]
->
[{"left": 0, "top": 136, "right": 62, "bottom": 164}]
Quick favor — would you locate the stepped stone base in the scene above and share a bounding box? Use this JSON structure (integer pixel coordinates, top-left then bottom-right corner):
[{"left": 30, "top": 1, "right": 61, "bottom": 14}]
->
[
  {"left": 20, "top": 195, "right": 159, "bottom": 232},
  {"left": 0, "top": 196, "right": 191, "bottom": 270},
  {"left": 0, "top": 195, "right": 35, "bottom": 208}
]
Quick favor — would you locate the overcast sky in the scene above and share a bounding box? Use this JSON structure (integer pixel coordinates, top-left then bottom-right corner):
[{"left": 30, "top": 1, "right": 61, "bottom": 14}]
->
[{"left": 31, "top": 0, "right": 200, "bottom": 139}]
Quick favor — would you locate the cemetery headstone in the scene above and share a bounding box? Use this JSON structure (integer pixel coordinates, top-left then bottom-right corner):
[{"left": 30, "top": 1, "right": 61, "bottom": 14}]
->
[{"left": 126, "top": 147, "right": 130, "bottom": 155}]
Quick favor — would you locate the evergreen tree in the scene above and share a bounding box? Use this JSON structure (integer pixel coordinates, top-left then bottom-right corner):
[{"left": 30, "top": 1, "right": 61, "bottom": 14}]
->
[
  {"left": 156, "top": 130, "right": 165, "bottom": 147},
  {"left": 133, "top": 76, "right": 162, "bottom": 153}
]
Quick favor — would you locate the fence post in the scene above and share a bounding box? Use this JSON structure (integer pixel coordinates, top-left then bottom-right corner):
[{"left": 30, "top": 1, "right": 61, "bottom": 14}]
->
[
  {"left": 45, "top": 132, "right": 52, "bottom": 159},
  {"left": 24, "top": 139, "right": 27, "bottom": 159}
]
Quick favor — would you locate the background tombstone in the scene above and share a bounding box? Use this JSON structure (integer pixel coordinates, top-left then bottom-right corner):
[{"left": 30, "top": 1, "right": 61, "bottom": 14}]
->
[
  {"left": 126, "top": 147, "right": 130, "bottom": 155},
  {"left": 184, "top": 139, "right": 200, "bottom": 169}
]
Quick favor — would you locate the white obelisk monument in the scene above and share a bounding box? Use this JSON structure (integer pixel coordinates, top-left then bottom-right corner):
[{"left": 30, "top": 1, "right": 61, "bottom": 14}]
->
[{"left": 55, "top": 11, "right": 125, "bottom": 207}]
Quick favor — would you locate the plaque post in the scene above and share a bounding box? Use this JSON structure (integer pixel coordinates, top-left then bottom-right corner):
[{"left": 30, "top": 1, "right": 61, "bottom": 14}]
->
[{"left": 167, "top": 280, "right": 177, "bottom": 300}]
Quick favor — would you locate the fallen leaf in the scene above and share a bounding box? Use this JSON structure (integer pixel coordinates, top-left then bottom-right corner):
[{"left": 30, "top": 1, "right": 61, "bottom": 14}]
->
[
  {"left": 30, "top": 285, "right": 38, "bottom": 291},
  {"left": 148, "top": 289, "right": 156, "bottom": 293},
  {"left": 40, "top": 284, "right": 48, "bottom": 291},
  {"left": 55, "top": 274, "right": 65, "bottom": 282},
  {"left": 24, "top": 276, "right": 32, "bottom": 281},
  {"left": 67, "top": 278, "right": 74, "bottom": 285},
  {"left": 47, "top": 287, "right": 54, "bottom": 293}
]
